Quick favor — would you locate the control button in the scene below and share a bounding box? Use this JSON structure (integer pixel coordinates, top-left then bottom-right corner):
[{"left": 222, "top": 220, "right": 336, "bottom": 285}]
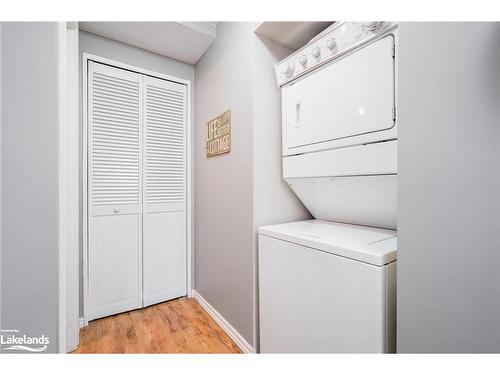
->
[
  {"left": 326, "top": 38, "right": 337, "bottom": 50},
  {"left": 312, "top": 47, "right": 321, "bottom": 58},
  {"left": 298, "top": 55, "right": 307, "bottom": 66},
  {"left": 280, "top": 63, "right": 294, "bottom": 76}
]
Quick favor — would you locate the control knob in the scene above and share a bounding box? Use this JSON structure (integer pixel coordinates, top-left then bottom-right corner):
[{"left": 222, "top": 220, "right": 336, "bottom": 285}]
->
[
  {"left": 326, "top": 38, "right": 337, "bottom": 51},
  {"left": 298, "top": 54, "right": 307, "bottom": 66},
  {"left": 280, "top": 62, "right": 294, "bottom": 76},
  {"left": 311, "top": 47, "right": 321, "bottom": 59}
]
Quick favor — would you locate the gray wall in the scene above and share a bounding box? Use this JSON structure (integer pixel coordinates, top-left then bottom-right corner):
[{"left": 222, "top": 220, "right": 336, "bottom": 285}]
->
[
  {"left": 195, "top": 23, "right": 311, "bottom": 349},
  {"left": 1, "top": 22, "right": 60, "bottom": 353},
  {"left": 397, "top": 22, "right": 500, "bottom": 353},
  {"left": 195, "top": 22, "right": 256, "bottom": 345},
  {"left": 78, "top": 30, "right": 195, "bottom": 318}
]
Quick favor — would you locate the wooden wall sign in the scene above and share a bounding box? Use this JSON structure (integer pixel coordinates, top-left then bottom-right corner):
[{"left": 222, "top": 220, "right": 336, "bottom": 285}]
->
[{"left": 206, "top": 110, "right": 231, "bottom": 158}]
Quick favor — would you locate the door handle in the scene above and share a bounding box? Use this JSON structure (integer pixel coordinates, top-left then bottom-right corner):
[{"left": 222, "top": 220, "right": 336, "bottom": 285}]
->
[
  {"left": 113, "top": 208, "right": 120, "bottom": 214},
  {"left": 294, "top": 102, "right": 302, "bottom": 128}
]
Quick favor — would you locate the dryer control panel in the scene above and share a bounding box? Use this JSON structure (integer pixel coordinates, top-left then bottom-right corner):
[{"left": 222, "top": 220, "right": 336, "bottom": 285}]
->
[{"left": 275, "top": 21, "right": 397, "bottom": 87}]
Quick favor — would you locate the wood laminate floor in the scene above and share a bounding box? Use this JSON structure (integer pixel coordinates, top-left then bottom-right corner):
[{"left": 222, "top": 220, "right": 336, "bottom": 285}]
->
[{"left": 72, "top": 297, "right": 242, "bottom": 354}]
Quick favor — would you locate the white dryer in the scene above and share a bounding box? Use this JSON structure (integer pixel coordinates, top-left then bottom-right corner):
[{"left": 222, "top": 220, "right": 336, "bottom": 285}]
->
[
  {"left": 259, "top": 220, "right": 396, "bottom": 353},
  {"left": 259, "top": 21, "right": 398, "bottom": 353}
]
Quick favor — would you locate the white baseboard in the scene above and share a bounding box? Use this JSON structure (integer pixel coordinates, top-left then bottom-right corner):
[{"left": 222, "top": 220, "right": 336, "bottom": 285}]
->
[{"left": 191, "top": 290, "right": 255, "bottom": 354}]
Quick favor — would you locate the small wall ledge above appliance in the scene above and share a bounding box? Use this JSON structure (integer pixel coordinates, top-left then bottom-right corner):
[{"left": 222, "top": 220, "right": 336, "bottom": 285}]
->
[{"left": 254, "top": 22, "right": 334, "bottom": 51}]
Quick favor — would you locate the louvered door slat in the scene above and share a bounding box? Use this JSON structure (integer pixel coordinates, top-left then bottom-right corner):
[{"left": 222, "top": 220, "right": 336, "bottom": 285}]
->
[
  {"left": 90, "top": 64, "right": 141, "bottom": 209},
  {"left": 144, "top": 79, "right": 186, "bottom": 209}
]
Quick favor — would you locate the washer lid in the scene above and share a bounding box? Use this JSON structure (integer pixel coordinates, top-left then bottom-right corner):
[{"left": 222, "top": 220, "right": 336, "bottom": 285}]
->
[{"left": 258, "top": 219, "right": 397, "bottom": 266}]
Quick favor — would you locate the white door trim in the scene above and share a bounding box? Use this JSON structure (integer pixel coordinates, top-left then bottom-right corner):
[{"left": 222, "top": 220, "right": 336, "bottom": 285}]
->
[
  {"left": 58, "top": 22, "right": 80, "bottom": 353},
  {"left": 82, "top": 53, "right": 193, "bottom": 326}
]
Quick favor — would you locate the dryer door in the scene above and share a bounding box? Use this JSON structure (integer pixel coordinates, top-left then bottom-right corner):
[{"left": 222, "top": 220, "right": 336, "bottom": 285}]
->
[{"left": 283, "top": 35, "right": 395, "bottom": 155}]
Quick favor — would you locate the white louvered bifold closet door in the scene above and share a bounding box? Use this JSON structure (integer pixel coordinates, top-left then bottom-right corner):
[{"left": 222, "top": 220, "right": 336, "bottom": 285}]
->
[
  {"left": 142, "top": 76, "right": 187, "bottom": 306},
  {"left": 88, "top": 62, "right": 143, "bottom": 320}
]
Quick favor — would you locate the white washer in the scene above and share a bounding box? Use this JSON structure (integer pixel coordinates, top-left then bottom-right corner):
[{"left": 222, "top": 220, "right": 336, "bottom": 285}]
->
[{"left": 258, "top": 220, "right": 396, "bottom": 353}]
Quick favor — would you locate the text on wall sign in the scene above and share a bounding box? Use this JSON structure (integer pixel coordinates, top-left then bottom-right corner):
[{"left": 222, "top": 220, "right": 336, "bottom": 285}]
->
[{"left": 206, "top": 110, "right": 231, "bottom": 158}]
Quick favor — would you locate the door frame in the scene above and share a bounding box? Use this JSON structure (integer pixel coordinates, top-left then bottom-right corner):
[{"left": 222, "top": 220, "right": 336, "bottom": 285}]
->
[
  {"left": 58, "top": 22, "right": 80, "bottom": 353},
  {"left": 82, "top": 53, "right": 193, "bottom": 326}
]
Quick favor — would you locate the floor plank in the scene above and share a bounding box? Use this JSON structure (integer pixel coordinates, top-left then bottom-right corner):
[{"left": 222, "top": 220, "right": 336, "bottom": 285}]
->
[{"left": 72, "top": 297, "right": 242, "bottom": 354}]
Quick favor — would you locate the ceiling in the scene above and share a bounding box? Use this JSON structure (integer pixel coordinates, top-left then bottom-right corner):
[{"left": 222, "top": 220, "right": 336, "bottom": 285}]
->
[{"left": 79, "top": 22, "right": 217, "bottom": 65}]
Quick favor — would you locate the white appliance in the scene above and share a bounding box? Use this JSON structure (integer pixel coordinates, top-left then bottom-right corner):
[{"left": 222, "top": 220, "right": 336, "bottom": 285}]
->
[
  {"left": 259, "top": 220, "right": 396, "bottom": 353},
  {"left": 87, "top": 61, "right": 187, "bottom": 320},
  {"left": 259, "top": 21, "right": 398, "bottom": 353}
]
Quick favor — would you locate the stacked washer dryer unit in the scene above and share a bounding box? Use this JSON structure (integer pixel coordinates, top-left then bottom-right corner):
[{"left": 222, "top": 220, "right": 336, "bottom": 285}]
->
[{"left": 258, "top": 22, "right": 398, "bottom": 353}]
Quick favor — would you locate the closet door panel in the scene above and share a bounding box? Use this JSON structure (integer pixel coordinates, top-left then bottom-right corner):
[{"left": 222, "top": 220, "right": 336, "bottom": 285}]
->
[
  {"left": 143, "top": 211, "right": 186, "bottom": 306},
  {"left": 89, "top": 215, "right": 141, "bottom": 319},
  {"left": 88, "top": 61, "right": 143, "bottom": 320},
  {"left": 143, "top": 76, "right": 187, "bottom": 306}
]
